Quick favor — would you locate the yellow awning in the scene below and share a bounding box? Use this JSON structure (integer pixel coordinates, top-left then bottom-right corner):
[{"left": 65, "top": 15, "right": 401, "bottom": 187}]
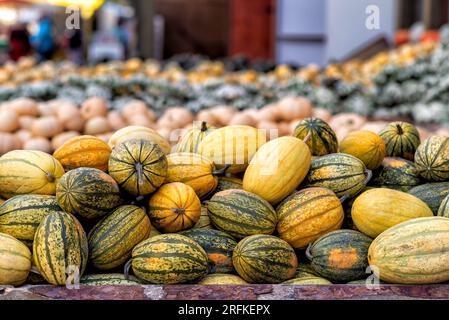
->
[{"left": 31, "top": 0, "right": 104, "bottom": 18}]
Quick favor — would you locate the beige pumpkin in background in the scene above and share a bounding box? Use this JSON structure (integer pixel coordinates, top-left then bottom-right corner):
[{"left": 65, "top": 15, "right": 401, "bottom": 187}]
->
[
  {"left": 23, "top": 137, "right": 52, "bottom": 153},
  {"left": 51, "top": 131, "right": 80, "bottom": 150},
  {"left": 18, "top": 116, "right": 35, "bottom": 130},
  {"left": 31, "top": 116, "right": 63, "bottom": 138},
  {"left": 209, "top": 105, "right": 236, "bottom": 126},
  {"left": 80, "top": 97, "right": 108, "bottom": 119},
  {"left": 196, "top": 109, "right": 218, "bottom": 126},
  {"left": 15, "top": 129, "right": 33, "bottom": 144},
  {"left": 8, "top": 98, "right": 39, "bottom": 116},
  {"left": 107, "top": 111, "right": 127, "bottom": 131},
  {"left": 329, "top": 113, "right": 366, "bottom": 132},
  {"left": 277, "top": 96, "right": 313, "bottom": 121},
  {"left": 0, "top": 133, "right": 22, "bottom": 155},
  {"left": 127, "top": 114, "right": 155, "bottom": 128},
  {"left": 312, "top": 108, "right": 332, "bottom": 122},
  {"left": 56, "top": 102, "right": 84, "bottom": 131},
  {"left": 108, "top": 125, "right": 171, "bottom": 154},
  {"left": 121, "top": 100, "right": 148, "bottom": 121},
  {"left": 0, "top": 109, "right": 19, "bottom": 132},
  {"left": 37, "top": 101, "right": 57, "bottom": 116},
  {"left": 258, "top": 104, "right": 281, "bottom": 122},
  {"left": 84, "top": 116, "right": 111, "bottom": 135},
  {"left": 228, "top": 112, "right": 257, "bottom": 127}
]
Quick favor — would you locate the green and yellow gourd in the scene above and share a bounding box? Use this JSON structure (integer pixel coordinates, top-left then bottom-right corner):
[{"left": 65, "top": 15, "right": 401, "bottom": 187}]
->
[
  {"left": 351, "top": 188, "right": 433, "bottom": 238},
  {"left": 207, "top": 189, "right": 277, "bottom": 239},
  {"left": 215, "top": 176, "right": 243, "bottom": 193},
  {"left": 371, "top": 157, "right": 421, "bottom": 191},
  {"left": 108, "top": 126, "right": 171, "bottom": 154},
  {"left": 0, "top": 232, "right": 32, "bottom": 285},
  {"left": 130, "top": 234, "right": 209, "bottom": 284},
  {"left": 33, "top": 211, "right": 88, "bottom": 286},
  {"left": 293, "top": 117, "right": 338, "bottom": 156},
  {"left": 108, "top": 139, "right": 167, "bottom": 196},
  {"left": 368, "top": 217, "right": 449, "bottom": 284},
  {"left": 303, "top": 153, "right": 371, "bottom": 198},
  {"left": 414, "top": 136, "right": 449, "bottom": 181},
  {"left": 379, "top": 121, "right": 420, "bottom": 161},
  {"left": 88, "top": 205, "right": 151, "bottom": 270},
  {"left": 181, "top": 229, "right": 237, "bottom": 274},
  {"left": 295, "top": 263, "right": 319, "bottom": 278},
  {"left": 0, "top": 195, "right": 61, "bottom": 244},
  {"left": 0, "top": 150, "right": 64, "bottom": 199},
  {"left": 282, "top": 276, "right": 332, "bottom": 285},
  {"left": 409, "top": 182, "right": 449, "bottom": 214},
  {"left": 80, "top": 273, "right": 141, "bottom": 286},
  {"left": 306, "top": 230, "right": 372, "bottom": 283},
  {"left": 176, "top": 121, "right": 215, "bottom": 153},
  {"left": 198, "top": 273, "right": 248, "bottom": 285},
  {"left": 232, "top": 234, "right": 298, "bottom": 284},
  {"left": 56, "top": 168, "right": 122, "bottom": 219},
  {"left": 193, "top": 206, "right": 213, "bottom": 229},
  {"left": 438, "top": 194, "right": 449, "bottom": 218}
]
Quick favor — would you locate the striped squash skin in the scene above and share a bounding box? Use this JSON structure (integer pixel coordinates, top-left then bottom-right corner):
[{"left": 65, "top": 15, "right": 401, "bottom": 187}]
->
[
  {"left": 215, "top": 176, "right": 243, "bottom": 193},
  {"left": 53, "top": 135, "right": 112, "bottom": 171},
  {"left": 149, "top": 182, "right": 201, "bottom": 233},
  {"left": 88, "top": 205, "right": 151, "bottom": 270},
  {"left": 438, "top": 194, "right": 449, "bottom": 217},
  {"left": 80, "top": 273, "right": 141, "bottom": 286},
  {"left": 166, "top": 153, "right": 218, "bottom": 199},
  {"left": 339, "top": 131, "right": 386, "bottom": 170},
  {"left": 276, "top": 187, "right": 344, "bottom": 249},
  {"left": 198, "top": 125, "right": 266, "bottom": 174},
  {"left": 56, "top": 168, "right": 122, "bottom": 219},
  {"left": 181, "top": 229, "right": 237, "bottom": 274},
  {"left": 303, "top": 153, "right": 369, "bottom": 198},
  {"left": 296, "top": 263, "right": 319, "bottom": 278},
  {"left": 207, "top": 189, "right": 277, "bottom": 239},
  {"left": 108, "top": 126, "right": 171, "bottom": 154},
  {"left": 282, "top": 276, "right": 332, "bottom": 285},
  {"left": 409, "top": 182, "right": 449, "bottom": 214},
  {"left": 371, "top": 157, "right": 421, "bottom": 192},
  {"left": 307, "top": 230, "right": 372, "bottom": 283},
  {"left": 379, "top": 122, "right": 420, "bottom": 161},
  {"left": 415, "top": 136, "right": 449, "bottom": 181},
  {"left": 109, "top": 139, "right": 167, "bottom": 196},
  {"left": 352, "top": 188, "right": 433, "bottom": 238},
  {"left": 0, "top": 195, "right": 61, "bottom": 242},
  {"left": 192, "top": 206, "right": 213, "bottom": 229},
  {"left": 131, "top": 234, "right": 209, "bottom": 284},
  {"left": 232, "top": 235, "right": 298, "bottom": 284},
  {"left": 0, "top": 150, "right": 64, "bottom": 199},
  {"left": 0, "top": 232, "right": 32, "bottom": 286},
  {"left": 198, "top": 273, "right": 248, "bottom": 285},
  {"left": 368, "top": 217, "right": 449, "bottom": 284},
  {"left": 243, "top": 136, "right": 311, "bottom": 204},
  {"left": 293, "top": 117, "right": 338, "bottom": 156},
  {"left": 176, "top": 121, "right": 215, "bottom": 154},
  {"left": 33, "top": 212, "right": 88, "bottom": 285}
]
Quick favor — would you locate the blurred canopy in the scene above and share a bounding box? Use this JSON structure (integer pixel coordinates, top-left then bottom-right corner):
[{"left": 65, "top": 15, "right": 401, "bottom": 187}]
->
[{"left": 29, "top": 0, "right": 105, "bottom": 18}]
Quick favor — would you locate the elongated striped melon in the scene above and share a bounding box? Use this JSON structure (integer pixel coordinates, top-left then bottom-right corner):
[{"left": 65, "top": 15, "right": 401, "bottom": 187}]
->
[
  {"left": 232, "top": 235, "right": 298, "bottom": 284},
  {"left": 0, "top": 150, "right": 64, "bottom": 199},
  {"left": 371, "top": 157, "right": 421, "bottom": 191},
  {"left": 409, "top": 182, "right": 449, "bottom": 214},
  {"left": 33, "top": 211, "right": 88, "bottom": 286},
  {"left": 192, "top": 206, "right": 213, "bottom": 229},
  {"left": 0, "top": 232, "right": 32, "bottom": 285},
  {"left": 438, "top": 194, "right": 449, "bottom": 217},
  {"left": 207, "top": 189, "right": 277, "bottom": 239},
  {"left": 0, "top": 195, "right": 61, "bottom": 243},
  {"left": 131, "top": 234, "right": 209, "bottom": 284},
  {"left": 282, "top": 276, "right": 332, "bottom": 285},
  {"left": 215, "top": 176, "right": 243, "bottom": 193},
  {"left": 176, "top": 121, "right": 215, "bottom": 153},
  {"left": 80, "top": 273, "right": 141, "bottom": 286},
  {"left": 415, "top": 136, "right": 449, "bottom": 181},
  {"left": 88, "top": 205, "right": 151, "bottom": 270},
  {"left": 108, "top": 126, "right": 171, "bottom": 154},
  {"left": 198, "top": 273, "right": 248, "bottom": 285}
]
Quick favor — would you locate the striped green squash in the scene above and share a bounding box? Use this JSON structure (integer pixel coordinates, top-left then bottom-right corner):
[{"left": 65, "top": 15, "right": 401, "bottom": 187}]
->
[
  {"left": 198, "top": 273, "right": 248, "bottom": 285},
  {"left": 303, "top": 153, "right": 371, "bottom": 198},
  {"left": 176, "top": 121, "right": 215, "bottom": 154},
  {"left": 371, "top": 157, "right": 421, "bottom": 191},
  {"left": 409, "top": 182, "right": 449, "bottom": 214},
  {"left": 295, "top": 263, "right": 319, "bottom": 278},
  {"left": 415, "top": 136, "right": 449, "bottom": 181},
  {"left": 88, "top": 205, "right": 151, "bottom": 270},
  {"left": 207, "top": 189, "right": 277, "bottom": 239},
  {"left": 379, "top": 122, "right": 420, "bottom": 161},
  {"left": 56, "top": 168, "right": 122, "bottom": 219},
  {"left": 80, "top": 273, "right": 141, "bottom": 286},
  {"left": 215, "top": 176, "right": 243, "bottom": 193},
  {"left": 181, "top": 229, "right": 237, "bottom": 274},
  {"left": 306, "top": 230, "right": 372, "bottom": 283},
  {"left": 131, "top": 234, "right": 209, "bottom": 284},
  {"left": 33, "top": 211, "right": 88, "bottom": 285},
  {"left": 293, "top": 117, "right": 338, "bottom": 156},
  {"left": 282, "top": 276, "right": 332, "bottom": 285},
  {"left": 438, "top": 194, "right": 449, "bottom": 218},
  {"left": 192, "top": 206, "right": 213, "bottom": 229},
  {"left": 0, "top": 232, "right": 32, "bottom": 286},
  {"left": 0, "top": 195, "right": 61, "bottom": 243},
  {"left": 232, "top": 235, "right": 298, "bottom": 284}
]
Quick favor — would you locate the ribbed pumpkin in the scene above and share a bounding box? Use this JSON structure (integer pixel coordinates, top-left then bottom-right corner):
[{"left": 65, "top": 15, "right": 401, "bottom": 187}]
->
[
  {"left": 198, "top": 273, "right": 248, "bottom": 285},
  {"left": 53, "top": 135, "right": 112, "bottom": 171},
  {"left": 176, "top": 121, "right": 215, "bottom": 153},
  {"left": 282, "top": 276, "right": 332, "bottom": 285},
  {"left": 339, "top": 130, "right": 386, "bottom": 170},
  {"left": 0, "top": 150, "right": 64, "bottom": 199},
  {"left": 198, "top": 125, "right": 266, "bottom": 174},
  {"left": 371, "top": 157, "right": 421, "bottom": 191},
  {"left": 166, "top": 153, "right": 222, "bottom": 199},
  {"left": 80, "top": 273, "right": 141, "bottom": 286},
  {"left": 276, "top": 187, "right": 344, "bottom": 249},
  {"left": 88, "top": 205, "right": 151, "bottom": 270},
  {"left": 368, "top": 217, "right": 449, "bottom": 284},
  {"left": 351, "top": 188, "right": 433, "bottom": 238},
  {"left": 438, "top": 194, "right": 449, "bottom": 217},
  {"left": 232, "top": 235, "right": 297, "bottom": 284},
  {"left": 243, "top": 136, "right": 311, "bottom": 204},
  {"left": 0, "top": 195, "right": 61, "bottom": 243},
  {"left": 415, "top": 136, "right": 449, "bottom": 181},
  {"left": 379, "top": 121, "right": 420, "bottom": 161},
  {"left": 0, "top": 232, "right": 32, "bottom": 285},
  {"left": 293, "top": 117, "right": 338, "bottom": 156},
  {"left": 303, "top": 153, "right": 371, "bottom": 198},
  {"left": 181, "top": 229, "right": 237, "bottom": 274},
  {"left": 149, "top": 182, "right": 201, "bottom": 233},
  {"left": 108, "top": 139, "right": 167, "bottom": 196},
  {"left": 108, "top": 126, "right": 171, "bottom": 154},
  {"left": 192, "top": 206, "right": 213, "bottom": 229},
  {"left": 131, "top": 234, "right": 209, "bottom": 284},
  {"left": 215, "top": 176, "right": 243, "bottom": 193},
  {"left": 306, "top": 230, "right": 372, "bottom": 283},
  {"left": 207, "top": 189, "right": 277, "bottom": 239},
  {"left": 56, "top": 168, "right": 122, "bottom": 219},
  {"left": 33, "top": 211, "right": 88, "bottom": 285},
  {"left": 409, "top": 182, "right": 449, "bottom": 214}
]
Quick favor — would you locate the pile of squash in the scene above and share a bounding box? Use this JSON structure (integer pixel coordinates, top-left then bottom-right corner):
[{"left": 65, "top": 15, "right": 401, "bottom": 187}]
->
[{"left": 1, "top": 118, "right": 449, "bottom": 287}]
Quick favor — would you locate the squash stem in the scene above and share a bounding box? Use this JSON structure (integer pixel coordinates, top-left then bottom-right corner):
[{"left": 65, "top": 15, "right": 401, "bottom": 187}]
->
[
  {"left": 396, "top": 124, "right": 404, "bottom": 135},
  {"left": 363, "top": 169, "right": 373, "bottom": 186},
  {"left": 135, "top": 163, "right": 144, "bottom": 186},
  {"left": 212, "top": 164, "right": 232, "bottom": 176},
  {"left": 303, "top": 132, "right": 312, "bottom": 143},
  {"left": 339, "top": 194, "right": 350, "bottom": 203},
  {"left": 201, "top": 121, "right": 208, "bottom": 132},
  {"left": 171, "top": 208, "right": 186, "bottom": 215},
  {"left": 124, "top": 259, "right": 133, "bottom": 280},
  {"left": 46, "top": 173, "right": 55, "bottom": 183},
  {"left": 30, "top": 266, "right": 41, "bottom": 275},
  {"left": 305, "top": 244, "right": 313, "bottom": 261}
]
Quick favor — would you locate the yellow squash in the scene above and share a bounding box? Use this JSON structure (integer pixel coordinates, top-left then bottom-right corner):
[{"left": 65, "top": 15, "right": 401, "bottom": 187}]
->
[
  {"left": 108, "top": 126, "right": 171, "bottom": 154},
  {"left": 0, "top": 232, "right": 32, "bottom": 285}
]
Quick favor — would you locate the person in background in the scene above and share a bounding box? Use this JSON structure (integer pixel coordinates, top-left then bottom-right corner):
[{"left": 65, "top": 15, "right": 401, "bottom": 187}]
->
[
  {"left": 114, "top": 17, "right": 129, "bottom": 59},
  {"left": 9, "top": 23, "right": 31, "bottom": 61},
  {"left": 31, "top": 16, "right": 55, "bottom": 62},
  {"left": 67, "top": 28, "right": 83, "bottom": 65}
]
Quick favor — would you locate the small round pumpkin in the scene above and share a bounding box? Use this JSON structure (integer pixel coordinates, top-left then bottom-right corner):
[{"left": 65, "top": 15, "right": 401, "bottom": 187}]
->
[
  {"left": 293, "top": 117, "right": 338, "bottom": 156},
  {"left": 148, "top": 182, "right": 201, "bottom": 233},
  {"left": 415, "top": 136, "right": 449, "bottom": 181},
  {"left": 108, "top": 126, "right": 171, "bottom": 154},
  {"left": 379, "top": 121, "right": 420, "bottom": 161}
]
